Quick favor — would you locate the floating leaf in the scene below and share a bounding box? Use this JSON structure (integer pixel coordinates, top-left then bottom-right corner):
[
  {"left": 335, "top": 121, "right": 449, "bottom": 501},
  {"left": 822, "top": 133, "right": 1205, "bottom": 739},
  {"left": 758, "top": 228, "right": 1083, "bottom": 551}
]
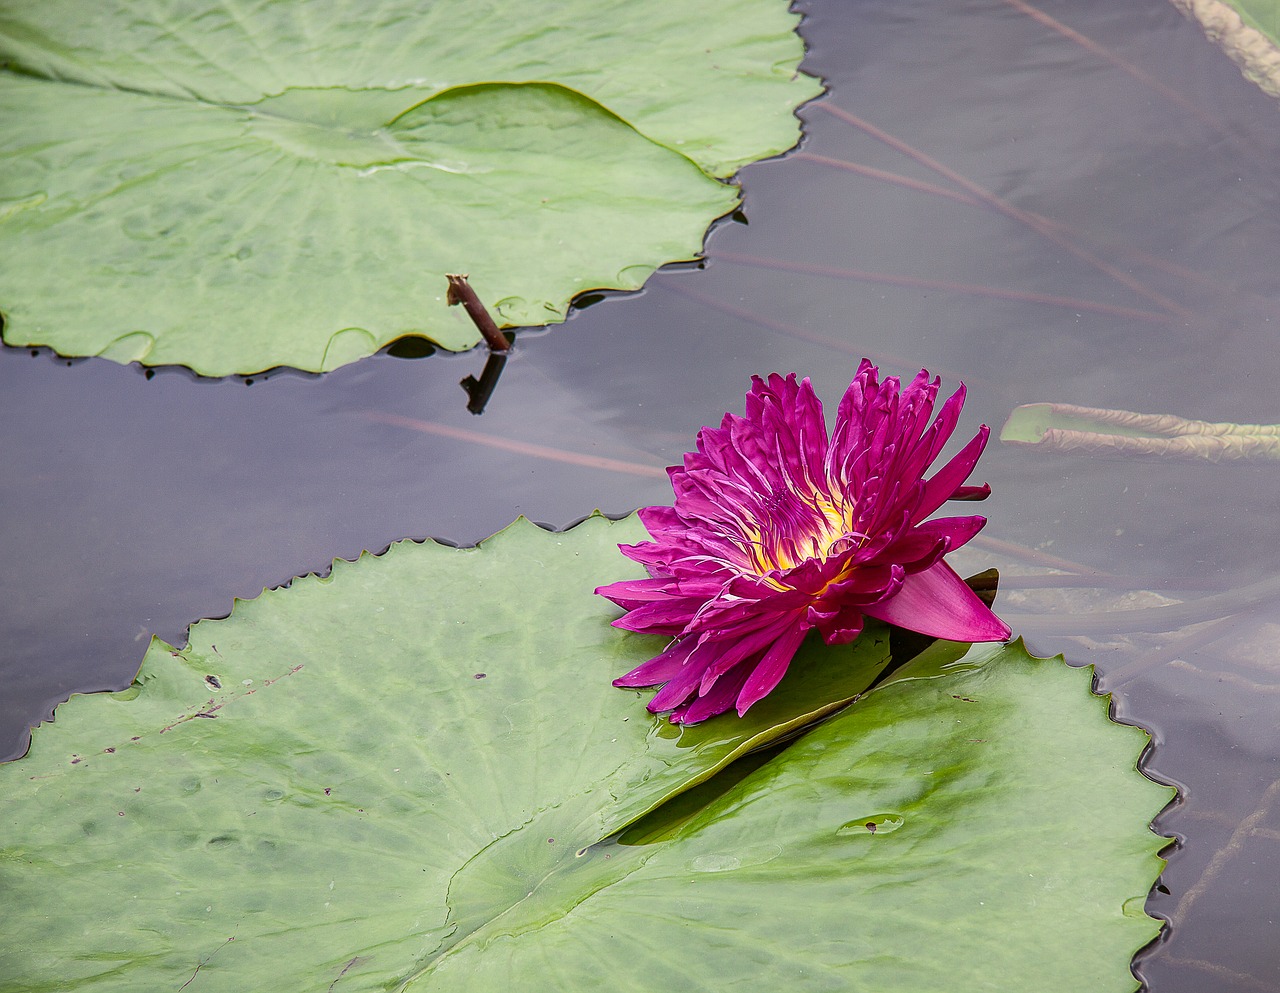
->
[
  {"left": 0, "top": 515, "right": 888, "bottom": 990},
  {"left": 0, "top": 515, "right": 1170, "bottom": 991},
  {"left": 1000, "top": 401, "right": 1280, "bottom": 460},
  {"left": 1173, "top": 0, "right": 1280, "bottom": 99},
  {"left": 0, "top": 1, "right": 820, "bottom": 375}
]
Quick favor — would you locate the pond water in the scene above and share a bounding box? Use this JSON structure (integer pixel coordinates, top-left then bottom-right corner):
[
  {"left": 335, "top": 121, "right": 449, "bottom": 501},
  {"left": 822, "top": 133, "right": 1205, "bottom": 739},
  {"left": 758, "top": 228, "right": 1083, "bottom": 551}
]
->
[{"left": 3, "top": 1, "right": 1279, "bottom": 989}]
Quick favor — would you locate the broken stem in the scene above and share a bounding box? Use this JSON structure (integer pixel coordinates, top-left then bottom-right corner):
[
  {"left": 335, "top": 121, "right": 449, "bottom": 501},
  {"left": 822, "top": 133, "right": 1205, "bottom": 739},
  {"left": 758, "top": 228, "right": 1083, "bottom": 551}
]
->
[{"left": 446, "top": 274, "right": 510, "bottom": 352}]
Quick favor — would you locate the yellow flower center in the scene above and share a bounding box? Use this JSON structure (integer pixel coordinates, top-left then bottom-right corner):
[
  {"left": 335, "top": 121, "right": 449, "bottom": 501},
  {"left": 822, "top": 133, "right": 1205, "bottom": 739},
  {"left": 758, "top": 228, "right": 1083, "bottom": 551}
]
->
[{"left": 739, "top": 489, "right": 858, "bottom": 586}]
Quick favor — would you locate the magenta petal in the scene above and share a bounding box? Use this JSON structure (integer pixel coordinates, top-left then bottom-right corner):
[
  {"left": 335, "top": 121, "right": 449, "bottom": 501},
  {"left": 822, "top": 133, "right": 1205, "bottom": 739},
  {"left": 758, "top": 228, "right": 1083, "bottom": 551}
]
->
[
  {"left": 606, "top": 576, "right": 726, "bottom": 606},
  {"left": 594, "top": 577, "right": 681, "bottom": 610},
  {"left": 678, "top": 664, "right": 754, "bottom": 724},
  {"left": 647, "top": 645, "right": 714, "bottom": 712},
  {"left": 913, "top": 425, "right": 990, "bottom": 524},
  {"left": 612, "top": 637, "right": 699, "bottom": 688},
  {"left": 609, "top": 598, "right": 703, "bottom": 635},
  {"left": 870, "top": 531, "right": 947, "bottom": 572},
  {"left": 735, "top": 624, "right": 809, "bottom": 715},
  {"left": 814, "top": 606, "right": 864, "bottom": 645},
  {"left": 862, "top": 561, "right": 1010, "bottom": 642},
  {"left": 951, "top": 483, "right": 991, "bottom": 501},
  {"left": 920, "top": 383, "right": 965, "bottom": 468},
  {"left": 636, "top": 504, "right": 683, "bottom": 536},
  {"left": 698, "top": 615, "right": 798, "bottom": 693},
  {"left": 906, "top": 514, "right": 987, "bottom": 555},
  {"left": 823, "top": 562, "right": 902, "bottom": 604}
]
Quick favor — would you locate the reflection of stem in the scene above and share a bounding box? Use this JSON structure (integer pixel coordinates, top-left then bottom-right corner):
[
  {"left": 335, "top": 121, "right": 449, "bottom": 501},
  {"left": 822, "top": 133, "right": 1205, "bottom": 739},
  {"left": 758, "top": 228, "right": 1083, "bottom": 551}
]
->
[
  {"left": 715, "top": 251, "right": 1174, "bottom": 324},
  {"left": 792, "top": 152, "right": 975, "bottom": 204},
  {"left": 1001, "top": 572, "right": 1228, "bottom": 592},
  {"left": 363, "top": 412, "right": 668, "bottom": 478},
  {"left": 1100, "top": 606, "right": 1260, "bottom": 690},
  {"left": 459, "top": 352, "right": 507, "bottom": 415},
  {"left": 667, "top": 280, "right": 994, "bottom": 390},
  {"left": 816, "top": 104, "right": 1197, "bottom": 321},
  {"left": 970, "top": 533, "right": 1111, "bottom": 576},
  {"left": 1173, "top": 776, "right": 1280, "bottom": 923},
  {"left": 1024, "top": 402, "right": 1280, "bottom": 437},
  {"left": 795, "top": 150, "right": 1225, "bottom": 295},
  {"left": 1004, "top": 0, "right": 1262, "bottom": 159},
  {"left": 445, "top": 274, "right": 510, "bottom": 352},
  {"left": 1005, "top": 569, "right": 1280, "bottom": 634}
]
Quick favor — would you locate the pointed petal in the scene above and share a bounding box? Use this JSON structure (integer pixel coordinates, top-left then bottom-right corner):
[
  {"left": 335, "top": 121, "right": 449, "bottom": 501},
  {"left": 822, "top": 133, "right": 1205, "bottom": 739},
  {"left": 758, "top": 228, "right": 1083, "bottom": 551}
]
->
[
  {"left": 647, "top": 641, "right": 717, "bottom": 712},
  {"left": 610, "top": 597, "right": 702, "bottom": 635},
  {"left": 914, "top": 514, "right": 987, "bottom": 551},
  {"left": 637, "top": 504, "right": 683, "bottom": 535},
  {"left": 920, "top": 383, "right": 965, "bottom": 466},
  {"left": 951, "top": 483, "right": 991, "bottom": 501},
  {"left": 862, "top": 561, "right": 1010, "bottom": 642},
  {"left": 594, "top": 577, "right": 682, "bottom": 610},
  {"left": 815, "top": 606, "right": 864, "bottom": 645},
  {"left": 870, "top": 515, "right": 987, "bottom": 569},
  {"left": 698, "top": 615, "right": 797, "bottom": 692},
  {"left": 677, "top": 664, "right": 754, "bottom": 725},
  {"left": 612, "top": 637, "right": 698, "bottom": 688},
  {"left": 735, "top": 624, "right": 810, "bottom": 715},
  {"left": 913, "top": 425, "right": 990, "bottom": 524}
]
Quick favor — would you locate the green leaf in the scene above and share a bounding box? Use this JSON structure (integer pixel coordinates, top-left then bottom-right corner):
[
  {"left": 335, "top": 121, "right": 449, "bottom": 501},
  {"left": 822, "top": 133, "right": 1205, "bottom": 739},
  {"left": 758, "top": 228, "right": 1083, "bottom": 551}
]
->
[
  {"left": 0, "top": 514, "right": 892, "bottom": 992},
  {"left": 0, "top": 1, "right": 820, "bottom": 375},
  {"left": 429, "top": 638, "right": 1173, "bottom": 993},
  {"left": 1000, "top": 401, "right": 1280, "bottom": 460},
  {"left": 1175, "top": 0, "right": 1280, "bottom": 99},
  {"left": 1217, "top": 0, "right": 1280, "bottom": 46},
  {"left": 2, "top": 516, "right": 1171, "bottom": 992}
]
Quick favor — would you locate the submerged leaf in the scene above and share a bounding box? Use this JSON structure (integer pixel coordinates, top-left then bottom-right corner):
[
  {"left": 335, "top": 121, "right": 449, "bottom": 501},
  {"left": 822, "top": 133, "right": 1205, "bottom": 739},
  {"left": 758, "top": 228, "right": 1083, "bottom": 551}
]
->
[{"left": 0, "top": 1, "right": 820, "bottom": 375}]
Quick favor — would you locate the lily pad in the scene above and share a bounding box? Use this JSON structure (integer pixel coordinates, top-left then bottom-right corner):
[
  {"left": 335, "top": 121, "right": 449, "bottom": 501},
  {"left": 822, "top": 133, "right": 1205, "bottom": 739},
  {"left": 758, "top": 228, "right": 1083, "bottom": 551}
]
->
[
  {"left": 1, "top": 514, "right": 1171, "bottom": 991},
  {"left": 1000, "top": 401, "right": 1280, "bottom": 460},
  {"left": 0, "top": 1, "right": 820, "bottom": 375},
  {"left": 1173, "top": 0, "right": 1280, "bottom": 98}
]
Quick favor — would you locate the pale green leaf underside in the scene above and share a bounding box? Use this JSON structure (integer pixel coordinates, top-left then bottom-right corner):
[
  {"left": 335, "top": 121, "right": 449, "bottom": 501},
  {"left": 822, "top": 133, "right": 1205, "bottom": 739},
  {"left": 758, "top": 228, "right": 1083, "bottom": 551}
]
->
[
  {"left": 0, "top": 1, "right": 820, "bottom": 375},
  {"left": 1175, "top": 0, "right": 1280, "bottom": 99},
  {"left": 1, "top": 514, "right": 1171, "bottom": 992}
]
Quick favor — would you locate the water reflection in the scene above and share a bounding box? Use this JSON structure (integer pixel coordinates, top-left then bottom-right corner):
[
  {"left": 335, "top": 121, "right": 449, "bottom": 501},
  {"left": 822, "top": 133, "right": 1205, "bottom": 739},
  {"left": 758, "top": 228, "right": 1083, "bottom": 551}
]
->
[{"left": 460, "top": 351, "right": 508, "bottom": 415}]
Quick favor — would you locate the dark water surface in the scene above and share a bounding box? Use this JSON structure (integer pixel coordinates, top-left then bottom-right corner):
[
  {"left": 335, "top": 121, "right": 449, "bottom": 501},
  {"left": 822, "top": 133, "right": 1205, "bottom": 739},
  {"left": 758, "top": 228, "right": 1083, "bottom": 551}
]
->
[{"left": 4, "top": 1, "right": 1279, "bottom": 989}]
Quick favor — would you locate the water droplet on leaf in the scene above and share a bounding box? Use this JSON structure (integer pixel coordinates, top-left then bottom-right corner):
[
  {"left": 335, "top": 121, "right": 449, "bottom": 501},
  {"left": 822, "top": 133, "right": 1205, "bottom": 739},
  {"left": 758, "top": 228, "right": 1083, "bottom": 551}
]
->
[{"left": 837, "top": 813, "right": 904, "bottom": 837}]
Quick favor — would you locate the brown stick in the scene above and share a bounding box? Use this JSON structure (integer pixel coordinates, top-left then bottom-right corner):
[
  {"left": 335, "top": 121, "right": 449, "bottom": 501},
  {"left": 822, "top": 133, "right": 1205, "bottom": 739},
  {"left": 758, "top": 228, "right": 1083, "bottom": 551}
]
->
[{"left": 445, "top": 273, "right": 510, "bottom": 352}]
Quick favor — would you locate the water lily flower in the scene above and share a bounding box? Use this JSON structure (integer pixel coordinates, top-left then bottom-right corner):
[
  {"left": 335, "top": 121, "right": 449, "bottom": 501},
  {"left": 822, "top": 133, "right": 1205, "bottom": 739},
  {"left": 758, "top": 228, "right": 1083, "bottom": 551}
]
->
[{"left": 596, "top": 359, "right": 1009, "bottom": 724}]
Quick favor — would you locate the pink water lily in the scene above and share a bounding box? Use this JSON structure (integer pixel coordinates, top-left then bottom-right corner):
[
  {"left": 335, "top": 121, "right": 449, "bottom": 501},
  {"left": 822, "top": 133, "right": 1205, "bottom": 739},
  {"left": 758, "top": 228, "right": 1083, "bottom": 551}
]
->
[{"left": 596, "top": 359, "right": 1009, "bottom": 724}]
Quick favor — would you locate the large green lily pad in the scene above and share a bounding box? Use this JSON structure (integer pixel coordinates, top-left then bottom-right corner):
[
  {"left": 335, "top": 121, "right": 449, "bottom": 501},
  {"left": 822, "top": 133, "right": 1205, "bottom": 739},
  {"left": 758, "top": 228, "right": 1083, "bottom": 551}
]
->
[
  {"left": 0, "top": 514, "right": 1171, "bottom": 991},
  {"left": 0, "top": 1, "right": 820, "bottom": 375}
]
